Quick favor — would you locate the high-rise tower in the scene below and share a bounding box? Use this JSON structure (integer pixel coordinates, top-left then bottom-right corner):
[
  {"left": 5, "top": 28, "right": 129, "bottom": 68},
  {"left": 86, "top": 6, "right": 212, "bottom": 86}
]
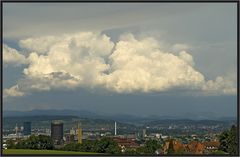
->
[
  {"left": 23, "top": 122, "right": 31, "bottom": 135},
  {"left": 51, "top": 121, "right": 63, "bottom": 144},
  {"left": 143, "top": 129, "right": 146, "bottom": 138}
]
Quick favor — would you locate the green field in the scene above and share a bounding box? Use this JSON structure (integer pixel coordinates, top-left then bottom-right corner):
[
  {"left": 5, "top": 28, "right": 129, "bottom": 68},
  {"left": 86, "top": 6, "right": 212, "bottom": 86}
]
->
[{"left": 3, "top": 149, "right": 102, "bottom": 155}]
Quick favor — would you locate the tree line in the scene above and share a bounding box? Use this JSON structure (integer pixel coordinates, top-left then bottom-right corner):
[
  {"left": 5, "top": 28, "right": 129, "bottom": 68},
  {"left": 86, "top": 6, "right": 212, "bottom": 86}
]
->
[
  {"left": 63, "top": 138, "right": 120, "bottom": 154},
  {"left": 6, "top": 135, "right": 54, "bottom": 150}
]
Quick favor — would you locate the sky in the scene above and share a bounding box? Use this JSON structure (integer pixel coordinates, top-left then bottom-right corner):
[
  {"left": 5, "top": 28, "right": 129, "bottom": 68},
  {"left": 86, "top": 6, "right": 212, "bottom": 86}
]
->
[{"left": 2, "top": 3, "right": 238, "bottom": 118}]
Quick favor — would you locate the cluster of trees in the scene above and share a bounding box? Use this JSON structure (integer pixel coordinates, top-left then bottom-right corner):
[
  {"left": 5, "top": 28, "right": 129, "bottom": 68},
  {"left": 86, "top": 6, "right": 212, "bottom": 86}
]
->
[
  {"left": 219, "top": 125, "right": 238, "bottom": 155},
  {"left": 122, "top": 139, "right": 162, "bottom": 155},
  {"left": 63, "top": 137, "right": 120, "bottom": 154},
  {"left": 64, "top": 139, "right": 162, "bottom": 155},
  {"left": 6, "top": 135, "right": 54, "bottom": 150},
  {"left": 137, "top": 139, "right": 162, "bottom": 154}
]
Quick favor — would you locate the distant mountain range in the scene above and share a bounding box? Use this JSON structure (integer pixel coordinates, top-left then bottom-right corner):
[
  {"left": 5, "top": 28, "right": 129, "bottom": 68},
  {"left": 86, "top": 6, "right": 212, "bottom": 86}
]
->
[
  {"left": 3, "top": 109, "right": 99, "bottom": 118},
  {"left": 3, "top": 109, "right": 237, "bottom": 123}
]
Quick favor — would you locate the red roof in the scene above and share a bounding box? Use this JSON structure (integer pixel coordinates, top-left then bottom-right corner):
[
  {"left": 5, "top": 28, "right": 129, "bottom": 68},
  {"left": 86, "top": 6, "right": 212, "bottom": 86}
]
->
[{"left": 113, "top": 137, "right": 139, "bottom": 148}]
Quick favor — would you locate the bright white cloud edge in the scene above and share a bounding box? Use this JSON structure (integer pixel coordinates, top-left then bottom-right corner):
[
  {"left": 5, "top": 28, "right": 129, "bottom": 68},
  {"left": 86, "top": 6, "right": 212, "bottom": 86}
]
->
[{"left": 3, "top": 44, "right": 27, "bottom": 66}]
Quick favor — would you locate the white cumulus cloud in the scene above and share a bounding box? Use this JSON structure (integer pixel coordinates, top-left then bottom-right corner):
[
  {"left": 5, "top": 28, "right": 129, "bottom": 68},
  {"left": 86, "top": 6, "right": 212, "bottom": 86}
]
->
[
  {"left": 172, "top": 43, "right": 190, "bottom": 52},
  {"left": 3, "top": 44, "right": 27, "bottom": 66},
  {"left": 19, "top": 36, "right": 60, "bottom": 54},
  {"left": 202, "top": 76, "right": 237, "bottom": 95},
  {"left": 103, "top": 34, "right": 204, "bottom": 93},
  {"left": 178, "top": 50, "right": 194, "bottom": 66},
  {"left": 3, "top": 32, "right": 237, "bottom": 98},
  {"left": 3, "top": 85, "right": 25, "bottom": 98},
  {"left": 18, "top": 32, "right": 113, "bottom": 92}
]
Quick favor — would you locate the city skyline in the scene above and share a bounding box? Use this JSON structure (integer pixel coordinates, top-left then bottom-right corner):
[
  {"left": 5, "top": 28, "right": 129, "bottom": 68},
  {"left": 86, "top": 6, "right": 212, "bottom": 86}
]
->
[{"left": 2, "top": 3, "right": 237, "bottom": 117}]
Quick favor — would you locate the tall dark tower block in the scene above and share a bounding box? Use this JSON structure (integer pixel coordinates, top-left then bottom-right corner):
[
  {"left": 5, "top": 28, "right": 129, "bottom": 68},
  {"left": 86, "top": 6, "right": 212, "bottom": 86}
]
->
[
  {"left": 51, "top": 121, "right": 63, "bottom": 144},
  {"left": 23, "top": 122, "right": 31, "bottom": 135}
]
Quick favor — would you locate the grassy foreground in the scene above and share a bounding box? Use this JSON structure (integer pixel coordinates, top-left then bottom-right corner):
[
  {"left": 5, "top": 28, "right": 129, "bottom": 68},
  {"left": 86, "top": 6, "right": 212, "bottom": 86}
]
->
[{"left": 3, "top": 149, "right": 102, "bottom": 155}]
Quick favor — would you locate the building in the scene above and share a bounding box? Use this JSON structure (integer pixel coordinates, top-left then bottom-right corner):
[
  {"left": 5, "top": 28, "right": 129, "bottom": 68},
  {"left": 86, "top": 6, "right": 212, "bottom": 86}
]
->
[
  {"left": 23, "top": 122, "right": 31, "bottom": 135},
  {"left": 51, "top": 121, "right": 63, "bottom": 144},
  {"left": 162, "top": 140, "right": 185, "bottom": 154},
  {"left": 162, "top": 140, "right": 204, "bottom": 155},
  {"left": 113, "top": 137, "right": 139, "bottom": 153},
  {"left": 203, "top": 141, "right": 220, "bottom": 154},
  {"left": 70, "top": 128, "right": 76, "bottom": 135},
  {"left": 65, "top": 133, "right": 75, "bottom": 144},
  {"left": 185, "top": 141, "right": 205, "bottom": 154},
  {"left": 142, "top": 129, "right": 146, "bottom": 138}
]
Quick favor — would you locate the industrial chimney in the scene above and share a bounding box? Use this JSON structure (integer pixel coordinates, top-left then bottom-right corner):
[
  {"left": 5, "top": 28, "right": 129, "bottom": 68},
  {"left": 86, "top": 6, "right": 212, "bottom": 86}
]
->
[{"left": 114, "top": 121, "right": 117, "bottom": 136}]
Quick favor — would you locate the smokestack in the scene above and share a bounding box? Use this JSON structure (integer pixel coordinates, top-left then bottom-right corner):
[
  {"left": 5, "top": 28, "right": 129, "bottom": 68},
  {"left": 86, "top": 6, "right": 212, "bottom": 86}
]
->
[
  {"left": 114, "top": 121, "right": 117, "bottom": 136},
  {"left": 15, "top": 123, "right": 18, "bottom": 135}
]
